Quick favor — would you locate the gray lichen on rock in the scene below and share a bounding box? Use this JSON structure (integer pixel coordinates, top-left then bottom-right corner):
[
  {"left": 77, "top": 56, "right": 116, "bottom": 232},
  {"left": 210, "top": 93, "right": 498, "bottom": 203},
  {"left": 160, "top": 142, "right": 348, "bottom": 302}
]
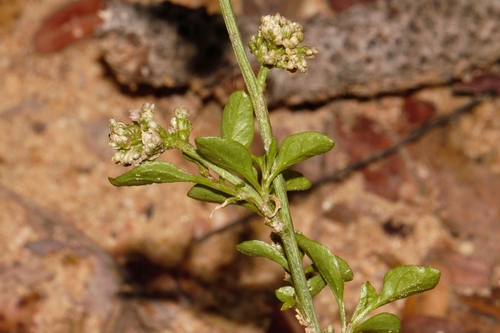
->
[
  {"left": 269, "top": 0, "right": 500, "bottom": 104},
  {"left": 98, "top": 0, "right": 500, "bottom": 103}
]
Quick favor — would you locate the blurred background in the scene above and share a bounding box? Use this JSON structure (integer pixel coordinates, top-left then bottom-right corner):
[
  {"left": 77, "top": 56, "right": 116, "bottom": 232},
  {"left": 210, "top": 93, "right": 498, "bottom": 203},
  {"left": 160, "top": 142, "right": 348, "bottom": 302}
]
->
[{"left": 1, "top": 0, "right": 500, "bottom": 332}]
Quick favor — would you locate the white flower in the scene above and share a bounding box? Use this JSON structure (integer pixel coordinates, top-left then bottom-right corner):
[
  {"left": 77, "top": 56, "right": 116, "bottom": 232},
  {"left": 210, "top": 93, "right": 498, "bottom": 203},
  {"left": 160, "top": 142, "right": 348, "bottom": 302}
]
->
[
  {"left": 129, "top": 108, "right": 140, "bottom": 122},
  {"left": 142, "top": 129, "right": 164, "bottom": 156},
  {"left": 139, "top": 103, "right": 155, "bottom": 124}
]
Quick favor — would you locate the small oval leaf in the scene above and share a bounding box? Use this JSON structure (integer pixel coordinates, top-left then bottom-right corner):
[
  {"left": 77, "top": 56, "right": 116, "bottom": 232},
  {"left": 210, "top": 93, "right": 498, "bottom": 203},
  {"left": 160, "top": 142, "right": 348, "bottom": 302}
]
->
[
  {"left": 274, "top": 275, "right": 328, "bottom": 312},
  {"left": 351, "top": 282, "right": 378, "bottom": 324},
  {"left": 296, "top": 233, "right": 353, "bottom": 282},
  {"left": 353, "top": 313, "right": 401, "bottom": 333},
  {"left": 236, "top": 240, "right": 289, "bottom": 271},
  {"left": 308, "top": 274, "right": 328, "bottom": 298},
  {"left": 273, "top": 132, "right": 334, "bottom": 178},
  {"left": 195, "top": 137, "right": 260, "bottom": 189},
  {"left": 282, "top": 169, "right": 312, "bottom": 191},
  {"left": 109, "top": 161, "right": 201, "bottom": 186},
  {"left": 221, "top": 91, "right": 254, "bottom": 148},
  {"left": 187, "top": 184, "right": 261, "bottom": 214},
  {"left": 187, "top": 184, "right": 232, "bottom": 203},
  {"left": 275, "top": 286, "right": 296, "bottom": 310},
  {"left": 376, "top": 265, "right": 441, "bottom": 307}
]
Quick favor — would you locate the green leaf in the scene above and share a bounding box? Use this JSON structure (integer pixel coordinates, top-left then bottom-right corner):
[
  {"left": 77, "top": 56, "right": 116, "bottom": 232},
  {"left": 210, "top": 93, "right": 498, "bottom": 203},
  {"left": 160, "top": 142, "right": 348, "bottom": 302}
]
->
[
  {"left": 266, "top": 137, "right": 278, "bottom": 168},
  {"left": 275, "top": 286, "right": 296, "bottom": 310},
  {"left": 353, "top": 313, "right": 401, "bottom": 333},
  {"left": 236, "top": 240, "right": 289, "bottom": 271},
  {"left": 295, "top": 233, "right": 353, "bottom": 327},
  {"left": 296, "top": 233, "right": 353, "bottom": 282},
  {"left": 252, "top": 154, "right": 266, "bottom": 174},
  {"left": 221, "top": 91, "right": 254, "bottom": 148},
  {"left": 195, "top": 137, "right": 260, "bottom": 190},
  {"left": 274, "top": 275, "right": 327, "bottom": 311},
  {"left": 109, "top": 161, "right": 202, "bottom": 186},
  {"left": 350, "top": 266, "right": 440, "bottom": 327},
  {"left": 376, "top": 265, "right": 441, "bottom": 307},
  {"left": 308, "top": 274, "right": 328, "bottom": 297},
  {"left": 187, "top": 184, "right": 233, "bottom": 203},
  {"left": 351, "top": 282, "right": 378, "bottom": 324},
  {"left": 187, "top": 184, "right": 261, "bottom": 214},
  {"left": 282, "top": 169, "right": 312, "bottom": 191},
  {"left": 273, "top": 132, "right": 334, "bottom": 178},
  {"left": 295, "top": 233, "right": 345, "bottom": 302}
]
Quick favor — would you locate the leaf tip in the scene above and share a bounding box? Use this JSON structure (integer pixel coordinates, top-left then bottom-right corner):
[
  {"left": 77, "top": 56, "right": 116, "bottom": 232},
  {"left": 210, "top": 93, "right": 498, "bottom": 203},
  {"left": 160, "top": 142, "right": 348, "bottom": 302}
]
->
[{"left": 108, "top": 176, "right": 119, "bottom": 186}]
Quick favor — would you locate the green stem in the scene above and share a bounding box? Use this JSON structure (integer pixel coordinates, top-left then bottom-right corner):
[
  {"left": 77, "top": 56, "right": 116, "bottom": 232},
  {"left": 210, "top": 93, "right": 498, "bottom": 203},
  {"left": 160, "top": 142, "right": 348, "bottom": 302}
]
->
[
  {"left": 273, "top": 174, "right": 321, "bottom": 333},
  {"left": 218, "top": 1, "right": 321, "bottom": 332},
  {"left": 257, "top": 66, "right": 270, "bottom": 94},
  {"left": 218, "top": 0, "right": 272, "bottom": 152}
]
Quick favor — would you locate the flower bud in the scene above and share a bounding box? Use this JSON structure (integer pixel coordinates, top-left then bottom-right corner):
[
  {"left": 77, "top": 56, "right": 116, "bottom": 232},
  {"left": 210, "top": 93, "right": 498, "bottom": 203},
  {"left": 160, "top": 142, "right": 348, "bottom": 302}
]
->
[
  {"left": 168, "top": 107, "right": 193, "bottom": 142},
  {"left": 129, "top": 108, "right": 140, "bottom": 122}
]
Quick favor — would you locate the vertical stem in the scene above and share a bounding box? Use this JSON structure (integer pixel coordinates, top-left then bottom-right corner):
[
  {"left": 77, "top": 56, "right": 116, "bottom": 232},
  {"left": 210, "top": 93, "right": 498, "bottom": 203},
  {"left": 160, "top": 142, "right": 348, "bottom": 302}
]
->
[
  {"left": 218, "top": 1, "right": 321, "bottom": 332},
  {"left": 273, "top": 175, "right": 322, "bottom": 333},
  {"left": 218, "top": 0, "right": 273, "bottom": 151}
]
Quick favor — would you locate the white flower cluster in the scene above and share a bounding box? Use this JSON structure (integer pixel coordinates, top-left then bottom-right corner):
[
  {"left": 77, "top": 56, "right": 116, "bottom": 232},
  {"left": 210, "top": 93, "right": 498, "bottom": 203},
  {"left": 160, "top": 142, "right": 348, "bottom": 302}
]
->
[
  {"left": 249, "top": 13, "right": 318, "bottom": 73},
  {"left": 108, "top": 103, "right": 167, "bottom": 166},
  {"left": 261, "top": 13, "right": 304, "bottom": 49}
]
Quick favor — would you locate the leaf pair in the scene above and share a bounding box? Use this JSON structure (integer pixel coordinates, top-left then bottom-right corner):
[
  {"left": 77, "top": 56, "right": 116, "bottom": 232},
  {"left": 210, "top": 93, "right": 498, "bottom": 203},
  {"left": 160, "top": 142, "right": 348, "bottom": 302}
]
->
[
  {"left": 236, "top": 233, "right": 352, "bottom": 314},
  {"left": 348, "top": 265, "right": 441, "bottom": 333},
  {"left": 236, "top": 233, "right": 441, "bottom": 333},
  {"left": 236, "top": 238, "right": 323, "bottom": 311},
  {"left": 296, "top": 234, "right": 440, "bottom": 333},
  {"left": 192, "top": 90, "right": 259, "bottom": 189},
  {"left": 202, "top": 90, "right": 335, "bottom": 193}
]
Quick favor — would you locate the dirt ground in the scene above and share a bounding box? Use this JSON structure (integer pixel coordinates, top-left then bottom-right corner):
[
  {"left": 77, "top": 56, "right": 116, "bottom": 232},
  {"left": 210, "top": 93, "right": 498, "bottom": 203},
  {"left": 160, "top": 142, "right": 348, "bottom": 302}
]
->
[{"left": 1, "top": 0, "right": 500, "bottom": 332}]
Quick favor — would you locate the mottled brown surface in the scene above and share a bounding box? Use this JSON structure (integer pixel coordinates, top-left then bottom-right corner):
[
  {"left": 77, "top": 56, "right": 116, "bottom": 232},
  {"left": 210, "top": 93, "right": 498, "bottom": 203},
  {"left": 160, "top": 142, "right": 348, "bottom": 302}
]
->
[
  {"left": 270, "top": 0, "right": 500, "bottom": 104},
  {"left": 1, "top": 0, "right": 500, "bottom": 332},
  {"left": 98, "top": 0, "right": 500, "bottom": 105}
]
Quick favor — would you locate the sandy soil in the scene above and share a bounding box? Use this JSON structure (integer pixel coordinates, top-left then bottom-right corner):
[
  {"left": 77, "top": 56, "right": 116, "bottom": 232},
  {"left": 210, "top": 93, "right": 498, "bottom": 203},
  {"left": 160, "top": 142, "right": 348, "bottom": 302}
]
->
[{"left": 1, "top": 1, "right": 499, "bottom": 332}]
